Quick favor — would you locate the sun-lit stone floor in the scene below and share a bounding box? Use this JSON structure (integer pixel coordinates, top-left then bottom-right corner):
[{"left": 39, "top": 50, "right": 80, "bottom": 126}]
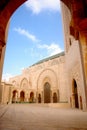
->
[{"left": 0, "top": 104, "right": 87, "bottom": 130}]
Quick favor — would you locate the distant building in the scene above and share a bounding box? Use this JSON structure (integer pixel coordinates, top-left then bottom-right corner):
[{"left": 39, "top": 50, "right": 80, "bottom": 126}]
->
[
  {"left": 1, "top": 39, "right": 84, "bottom": 111},
  {"left": 1, "top": 52, "right": 68, "bottom": 105}
]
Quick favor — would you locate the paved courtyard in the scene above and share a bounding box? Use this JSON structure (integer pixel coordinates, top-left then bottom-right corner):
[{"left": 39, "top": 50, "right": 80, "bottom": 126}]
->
[{"left": 0, "top": 104, "right": 87, "bottom": 130}]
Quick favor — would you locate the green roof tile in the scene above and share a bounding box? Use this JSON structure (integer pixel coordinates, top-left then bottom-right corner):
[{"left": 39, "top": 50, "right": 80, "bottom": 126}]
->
[{"left": 31, "top": 51, "right": 65, "bottom": 66}]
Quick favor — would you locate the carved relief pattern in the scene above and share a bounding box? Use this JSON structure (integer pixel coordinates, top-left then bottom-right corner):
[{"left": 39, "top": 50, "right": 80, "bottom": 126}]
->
[
  {"left": 22, "top": 56, "right": 65, "bottom": 74},
  {"left": 20, "top": 78, "right": 28, "bottom": 89},
  {"left": 71, "top": 64, "right": 80, "bottom": 86},
  {"left": 82, "top": 45, "right": 87, "bottom": 63}
]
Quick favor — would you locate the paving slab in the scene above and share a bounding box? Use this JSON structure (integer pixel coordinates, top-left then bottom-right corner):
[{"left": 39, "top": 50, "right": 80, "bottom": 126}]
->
[{"left": 0, "top": 104, "right": 87, "bottom": 130}]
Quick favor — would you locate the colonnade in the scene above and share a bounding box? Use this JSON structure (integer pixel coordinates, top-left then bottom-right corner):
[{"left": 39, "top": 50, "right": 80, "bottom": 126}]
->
[{"left": 11, "top": 89, "right": 58, "bottom": 104}]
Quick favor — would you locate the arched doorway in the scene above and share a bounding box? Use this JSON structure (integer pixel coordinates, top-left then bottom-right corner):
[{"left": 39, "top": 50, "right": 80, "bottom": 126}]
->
[
  {"left": 72, "top": 79, "right": 79, "bottom": 108},
  {"left": 38, "top": 94, "right": 41, "bottom": 103},
  {"left": 29, "top": 92, "right": 34, "bottom": 103},
  {"left": 53, "top": 92, "right": 57, "bottom": 103},
  {"left": 20, "top": 91, "right": 25, "bottom": 102},
  {"left": 44, "top": 82, "right": 51, "bottom": 103},
  {"left": 12, "top": 90, "right": 18, "bottom": 103}
]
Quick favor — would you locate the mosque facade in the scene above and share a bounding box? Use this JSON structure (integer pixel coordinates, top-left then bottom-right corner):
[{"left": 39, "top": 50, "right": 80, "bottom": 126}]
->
[
  {"left": 1, "top": 41, "right": 84, "bottom": 110},
  {"left": 1, "top": 52, "right": 68, "bottom": 105}
]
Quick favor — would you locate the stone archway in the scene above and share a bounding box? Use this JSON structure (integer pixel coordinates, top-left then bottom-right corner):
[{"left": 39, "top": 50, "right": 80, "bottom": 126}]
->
[
  {"left": 29, "top": 92, "right": 34, "bottom": 103},
  {"left": 20, "top": 91, "right": 25, "bottom": 102},
  {"left": 38, "top": 94, "right": 41, "bottom": 103},
  {"left": 12, "top": 90, "right": 18, "bottom": 103},
  {"left": 20, "top": 78, "right": 28, "bottom": 89},
  {"left": 53, "top": 92, "right": 57, "bottom": 103},
  {"left": 72, "top": 79, "right": 79, "bottom": 108},
  {"left": 44, "top": 82, "right": 51, "bottom": 103}
]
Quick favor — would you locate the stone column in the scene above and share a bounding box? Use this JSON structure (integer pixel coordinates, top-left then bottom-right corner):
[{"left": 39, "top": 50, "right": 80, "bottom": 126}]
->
[
  {"left": 15, "top": 91, "right": 18, "bottom": 103},
  {"left": 36, "top": 91, "right": 38, "bottom": 103},
  {"left": 50, "top": 90, "right": 53, "bottom": 103},
  {"left": 26, "top": 93, "right": 29, "bottom": 102},
  {"left": 18, "top": 91, "right": 20, "bottom": 102},
  {"left": 1, "top": 84, "right": 4, "bottom": 104},
  {"left": 0, "top": 41, "right": 6, "bottom": 104},
  {"left": 71, "top": 94, "right": 75, "bottom": 108},
  {"left": 0, "top": 44, "right": 5, "bottom": 77},
  {"left": 42, "top": 91, "right": 44, "bottom": 103},
  {"left": 57, "top": 89, "right": 59, "bottom": 102},
  {"left": 9, "top": 88, "right": 13, "bottom": 104},
  {"left": 79, "top": 29, "right": 87, "bottom": 110}
]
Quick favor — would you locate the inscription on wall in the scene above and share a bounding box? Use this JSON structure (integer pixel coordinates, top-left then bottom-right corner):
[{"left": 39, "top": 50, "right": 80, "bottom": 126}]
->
[{"left": 23, "top": 56, "right": 65, "bottom": 73}]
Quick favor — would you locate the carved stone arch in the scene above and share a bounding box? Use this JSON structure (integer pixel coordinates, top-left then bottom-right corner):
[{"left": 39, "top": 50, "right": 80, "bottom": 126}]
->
[
  {"left": 12, "top": 80, "right": 16, "bottom": 86},
  {"left": 20, "top": 90, "right": 25, "bottom": 102},
  {"left": 29, "top": 91, "right": 34, "bottom": 103},
  {"left": 12, "top": 89, "right": 18, "bottom": 103},
  {"left": 20, "top": 77, "right": 28, "bottom": 88},
  {"left": 37, "top": 69, "right": 58, "bottom": 91},
  {"left": 28, "top": 77, "right": 32, "bottom": 87},
  {"left": 72, "top": 79, "right": 79, "bottom": 108},
  {"left": 43, "top": 76, "right": 51, "bottom": 85},
  {"left": 38, "top": 93, "right": 41, "bottom": 103},
  {"left": 0, "top": 0, "right": 26, "bottom": 50},
  {"left": 72, "top": 70, "right": 80, "bottom": 89},
  {"left": 53, "top": 92, "right": 57, "bottom": 103},
  {"left": 12, "top": 89, "right": 18, "bottom": 96},
  {"left": 70, "top": 67, "right": 82, "bottom": 108}
]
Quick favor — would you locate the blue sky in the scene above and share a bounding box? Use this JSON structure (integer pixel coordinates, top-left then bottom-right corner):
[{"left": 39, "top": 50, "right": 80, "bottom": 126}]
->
[{"left": 2, "top": 0, "right": 64, "bottom": 81}]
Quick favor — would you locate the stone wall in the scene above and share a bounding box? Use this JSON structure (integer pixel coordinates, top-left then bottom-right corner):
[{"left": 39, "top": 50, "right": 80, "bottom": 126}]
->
[{"left": 3, "top": 53, "right": 68, "bottom": 104}]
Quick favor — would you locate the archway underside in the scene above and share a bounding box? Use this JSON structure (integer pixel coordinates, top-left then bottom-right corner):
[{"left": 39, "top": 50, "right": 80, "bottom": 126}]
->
[{"left": 0, "top": 0, "right": 87, "bottom": 46}]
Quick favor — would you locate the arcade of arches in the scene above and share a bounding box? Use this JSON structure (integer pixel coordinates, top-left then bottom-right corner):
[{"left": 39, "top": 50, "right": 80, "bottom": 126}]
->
[
  {"left": 0, "top": 0, "right": 87, "bottom": 111},
  {"left": 0, "top": 51, "right": 86, "bottom": 111}
]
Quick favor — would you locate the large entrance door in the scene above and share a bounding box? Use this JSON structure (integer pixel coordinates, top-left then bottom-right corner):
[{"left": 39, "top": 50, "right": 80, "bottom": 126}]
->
[{"left": 44, "top": 82, "right": 51, "bottom": 103}]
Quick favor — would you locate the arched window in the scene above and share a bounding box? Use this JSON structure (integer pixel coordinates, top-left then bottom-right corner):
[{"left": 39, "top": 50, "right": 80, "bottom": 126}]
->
[{"left": 20, "top": 78, "right": 28, "bottom": 88}]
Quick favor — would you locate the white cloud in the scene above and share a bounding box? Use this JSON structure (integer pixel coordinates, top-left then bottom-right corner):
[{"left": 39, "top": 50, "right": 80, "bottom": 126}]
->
[
  {"left": 14, "top": 27, "right": 40, "bottom": 42},
  {"left": 24, "top": 42, "right": 63, "bottom": 58},
  {"left": 38, "top": 42, "right": 63, "bottom": 56},
  {"left": 25, "top": 0, "right": 60, "bottom": 14},
  {"left": 2, "top": 73, "right": 13, "bottom": 82}
]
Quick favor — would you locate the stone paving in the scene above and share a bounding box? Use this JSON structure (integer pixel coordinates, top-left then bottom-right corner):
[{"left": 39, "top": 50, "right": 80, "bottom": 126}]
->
[{"left": 0, "top": 104, "right": 87, "bottom": 130}]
